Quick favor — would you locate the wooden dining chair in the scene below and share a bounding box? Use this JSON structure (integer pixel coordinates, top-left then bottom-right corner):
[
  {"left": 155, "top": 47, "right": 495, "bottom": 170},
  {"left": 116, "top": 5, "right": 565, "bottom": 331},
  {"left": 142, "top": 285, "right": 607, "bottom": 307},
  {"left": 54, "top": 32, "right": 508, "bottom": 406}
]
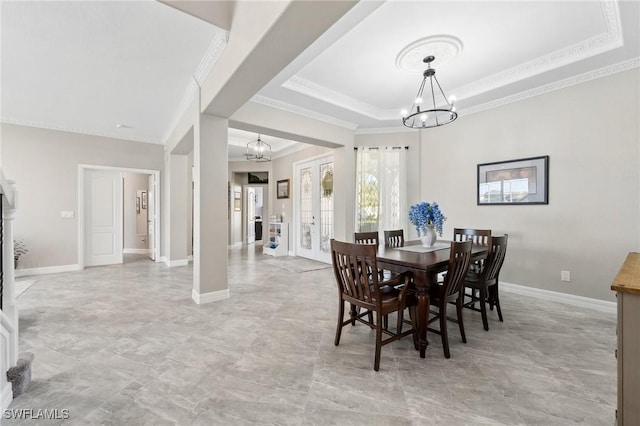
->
[
  {"left": 384, "top": 229, "right": 405, "bottom": 248},
  {"left": 331, "top": 239, "right": 417, "bottom": 371},
  {"left": 463, "top": 235, "right": 508, "bottom": 331},
  {"left": 454, "top": 228, "right": 491, "bottom": 274},
  {"left": 354, "top": 231, "right": 380, "bottom": 245},
  {"left": 427, "top": 240, "right": 472, "bottom": 359}
]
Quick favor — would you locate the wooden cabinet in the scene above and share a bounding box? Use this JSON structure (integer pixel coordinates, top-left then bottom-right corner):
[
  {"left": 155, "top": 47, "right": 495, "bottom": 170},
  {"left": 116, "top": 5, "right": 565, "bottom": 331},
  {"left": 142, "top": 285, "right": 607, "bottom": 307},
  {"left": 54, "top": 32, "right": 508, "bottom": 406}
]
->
[
  {"left": 611, "top": 252, "right": 640, "bottom": 425},
  {"left": 263, "top": 222, "right": 288, "bottom": 257}
]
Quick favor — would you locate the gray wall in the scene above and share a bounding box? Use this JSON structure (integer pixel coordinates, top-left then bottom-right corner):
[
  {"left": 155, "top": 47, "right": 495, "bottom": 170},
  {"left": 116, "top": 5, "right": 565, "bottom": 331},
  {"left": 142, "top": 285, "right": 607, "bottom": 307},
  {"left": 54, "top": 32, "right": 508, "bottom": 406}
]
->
[
  {"left": 2, "top": 124, "right": 164, "bottom": 268},
  {"left": 123, "top": 172, "right": 149, "bottom": 250},
  {"left": 419, "top": 69, "right": 640, "bottom": 302}
]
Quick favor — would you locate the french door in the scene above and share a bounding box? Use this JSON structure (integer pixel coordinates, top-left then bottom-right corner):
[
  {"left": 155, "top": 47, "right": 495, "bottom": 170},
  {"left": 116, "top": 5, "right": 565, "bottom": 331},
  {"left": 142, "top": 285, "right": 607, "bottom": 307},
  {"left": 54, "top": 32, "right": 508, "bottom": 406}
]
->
[{"left": 294, "top": 155, "right": 334, "bottom": 263}]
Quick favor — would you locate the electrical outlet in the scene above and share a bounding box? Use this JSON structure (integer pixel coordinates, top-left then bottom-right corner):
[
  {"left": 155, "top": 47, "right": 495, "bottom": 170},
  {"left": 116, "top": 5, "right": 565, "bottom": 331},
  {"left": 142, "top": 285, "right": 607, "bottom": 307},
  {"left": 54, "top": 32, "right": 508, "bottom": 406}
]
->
[{"left": 561, "top": 270, "right": 571, "bottom": 282}]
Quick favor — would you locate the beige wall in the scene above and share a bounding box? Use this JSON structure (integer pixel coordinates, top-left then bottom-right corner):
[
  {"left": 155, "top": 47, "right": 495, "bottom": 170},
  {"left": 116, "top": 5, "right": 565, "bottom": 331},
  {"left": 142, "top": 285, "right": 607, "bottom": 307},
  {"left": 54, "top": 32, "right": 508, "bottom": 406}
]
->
[
  {"left": 123, "top": 172, "right": 149, "bottom": 250},
  {"left": 419, "top": 69, "right": 640, "bottom": 302},
  {"left": 2, "top": 124, "right": 164, "bottom": 268}
]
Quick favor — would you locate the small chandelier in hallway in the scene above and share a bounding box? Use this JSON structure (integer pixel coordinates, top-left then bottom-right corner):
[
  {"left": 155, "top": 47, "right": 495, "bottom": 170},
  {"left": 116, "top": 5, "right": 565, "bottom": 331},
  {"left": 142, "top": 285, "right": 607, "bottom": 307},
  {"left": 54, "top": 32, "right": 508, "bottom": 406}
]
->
[
  {"left": 402, "top": 55, "right": 457, "bottom": 129},
  {"left": 245, "top": 134, "right": 271, "bottom": 162}
]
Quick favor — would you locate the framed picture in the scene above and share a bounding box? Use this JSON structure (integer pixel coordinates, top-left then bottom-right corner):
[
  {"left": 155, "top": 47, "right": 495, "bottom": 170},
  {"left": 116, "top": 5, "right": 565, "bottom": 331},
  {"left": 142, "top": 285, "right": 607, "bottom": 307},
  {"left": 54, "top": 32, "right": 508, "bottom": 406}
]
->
[
  {"left": 234, "top": 191, "right": 241, "bottom": 211},
  {"left": 477, "top": 156, "right": 549, "bottom": 205},
  {"left": 141, "top": 191, "right": 147, "bottom": 209},
  {"left": 136, "top": 196, "right": 141, "bottom": 214},
  {"left": 248, "top": 172, "right": 268, "bottom": 184},
  {"left": 277, "top": 179, "right": 290, "bottom": 199}
]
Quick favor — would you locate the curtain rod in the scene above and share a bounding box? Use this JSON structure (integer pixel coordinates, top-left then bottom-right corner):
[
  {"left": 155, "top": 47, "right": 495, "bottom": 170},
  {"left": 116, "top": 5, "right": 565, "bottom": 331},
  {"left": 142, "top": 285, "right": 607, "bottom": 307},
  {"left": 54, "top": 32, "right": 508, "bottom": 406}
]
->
[{"left": 354, "top": 146, "right": 409, "bottom": 150}]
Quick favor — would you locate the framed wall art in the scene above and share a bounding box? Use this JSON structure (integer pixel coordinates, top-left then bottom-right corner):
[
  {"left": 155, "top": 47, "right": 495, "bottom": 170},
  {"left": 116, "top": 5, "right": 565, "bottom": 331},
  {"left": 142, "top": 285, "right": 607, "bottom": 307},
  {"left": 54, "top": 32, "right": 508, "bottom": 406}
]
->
[
  {"left": 277, "top": 179, "right": 290, "bottom": 199},
  {"left": 477, "top": 156, "right": 549, "bottom": 205}
]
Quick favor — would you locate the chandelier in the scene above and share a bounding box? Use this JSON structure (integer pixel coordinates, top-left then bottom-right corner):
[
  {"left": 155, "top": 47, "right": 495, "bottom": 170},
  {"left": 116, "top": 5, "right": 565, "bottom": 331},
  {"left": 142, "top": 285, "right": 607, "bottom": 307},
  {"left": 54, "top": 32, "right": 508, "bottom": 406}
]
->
[
  {"left": 245, "top": 134, "right": 271, "bottom": 162},
  {"left": 402, "top": 56, "right": 457, "bottom": 129}
]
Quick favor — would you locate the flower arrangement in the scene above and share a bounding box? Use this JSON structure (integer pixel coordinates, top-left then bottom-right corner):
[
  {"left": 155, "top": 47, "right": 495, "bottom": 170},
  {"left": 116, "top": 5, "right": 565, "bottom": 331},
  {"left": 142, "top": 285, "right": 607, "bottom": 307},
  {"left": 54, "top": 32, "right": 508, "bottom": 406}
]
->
[{"left": 408, "top": 201, "right": 447, "bottom": 236}]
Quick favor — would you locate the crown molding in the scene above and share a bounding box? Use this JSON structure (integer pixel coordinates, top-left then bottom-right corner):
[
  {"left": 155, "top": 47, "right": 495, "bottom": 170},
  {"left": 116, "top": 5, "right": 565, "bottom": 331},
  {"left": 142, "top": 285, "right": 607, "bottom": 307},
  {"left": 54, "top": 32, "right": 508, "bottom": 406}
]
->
[
  {"left": 0, "top": 117, "right": 162, "bottom": 145},
  {"left": 452, "top": 0, "right": 622, "bottom": 101},
  {"left": 460, "top": 56, "right": 640, "bottom": 117},
  {"left": 250, "top": 95, "right": 358, "bottom": 130},
  {"left": 354, "top": 126, "right": 414, "bottom": 135},
  {"left": 162, "top": 31, "right": 228, "bottom": 144}
]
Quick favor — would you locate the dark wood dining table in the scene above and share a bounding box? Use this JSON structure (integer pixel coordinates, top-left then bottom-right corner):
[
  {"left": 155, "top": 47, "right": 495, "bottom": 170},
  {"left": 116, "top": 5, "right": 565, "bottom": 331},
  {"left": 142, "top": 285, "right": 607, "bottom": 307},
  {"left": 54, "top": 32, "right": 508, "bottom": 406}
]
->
[{"left": 377, "top": 240, "right": 488, "bottom": 358}]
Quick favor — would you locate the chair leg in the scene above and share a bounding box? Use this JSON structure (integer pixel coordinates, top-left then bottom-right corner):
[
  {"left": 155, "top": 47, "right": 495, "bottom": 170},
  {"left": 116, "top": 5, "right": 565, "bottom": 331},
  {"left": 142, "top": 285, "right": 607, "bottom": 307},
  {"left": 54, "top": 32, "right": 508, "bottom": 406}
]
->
[
  {"left": 456, "top": 296, "right": 466, "bottom": 344},
  {"left": 335, "top": 300, "right": 345, "bottom": 346},
  {"left": 383, "top": 314, "right": 389, "bottom": 331},
  {"left": 480, "top": 287, "right": 489, "bottom": 331},
  {"left": 494, "top": 285, "right": 504, "bottom": 322},
  {"left": 350, "top": 304, "right": 357, "bottom": 326},
  {"left": 409, "top": 306, "right": 418, "bottom": 350},
  {"left": 368, "top": 310, "right": 374, "bottom": 327},
  {"left": 374, "top": 311, "right": 383, "bottom": 371},
  {"left": 439, "top": 304, "right": 450, "bottom": 359}
]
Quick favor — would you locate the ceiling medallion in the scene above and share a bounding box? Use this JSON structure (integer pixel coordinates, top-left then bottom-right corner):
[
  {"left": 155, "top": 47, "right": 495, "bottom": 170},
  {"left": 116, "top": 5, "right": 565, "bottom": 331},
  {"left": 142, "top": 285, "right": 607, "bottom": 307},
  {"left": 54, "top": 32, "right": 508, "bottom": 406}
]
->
[{"left": 396, "top": 35, "right": 463, "bottom": 73}]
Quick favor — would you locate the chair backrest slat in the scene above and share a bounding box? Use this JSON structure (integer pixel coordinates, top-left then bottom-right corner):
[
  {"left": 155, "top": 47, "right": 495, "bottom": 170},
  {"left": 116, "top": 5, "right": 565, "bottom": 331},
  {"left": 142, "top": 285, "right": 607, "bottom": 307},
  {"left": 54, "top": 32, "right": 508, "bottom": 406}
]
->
[
  {"left": 384, "top": 229, "right": 404, "bottom": 248},
  {"left": 482, "top": 235, "right": 508, "bottom": 285},
  {"left": 443, "top": 240, "right": 473, "bottom": 298},
  {"left": 453, "top": 228, "right": 491, "bottom": 246}
]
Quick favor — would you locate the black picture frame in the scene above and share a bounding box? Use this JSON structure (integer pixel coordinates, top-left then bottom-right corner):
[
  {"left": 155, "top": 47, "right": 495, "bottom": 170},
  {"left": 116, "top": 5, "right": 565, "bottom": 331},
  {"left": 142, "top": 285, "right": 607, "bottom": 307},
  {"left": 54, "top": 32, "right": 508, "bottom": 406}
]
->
[
  {"left": 277, "top": 179, "right": 290, "bottom": 199},
  {"left": 141, "top": 191, "right": 147, "bottom": 209},
  {"left": 248, "top": 172, "right": 268, "bottom": 184},
  {"left": 477, "top": 156, "right": 549, "bottom": 205}
]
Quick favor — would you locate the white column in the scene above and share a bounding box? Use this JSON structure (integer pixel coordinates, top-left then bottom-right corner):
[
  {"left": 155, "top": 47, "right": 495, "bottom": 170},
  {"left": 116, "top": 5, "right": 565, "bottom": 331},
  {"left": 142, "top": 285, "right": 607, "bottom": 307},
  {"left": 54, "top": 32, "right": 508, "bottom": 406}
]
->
[{"left": 192, "top": 113, "right": 229, "bottom": 304}]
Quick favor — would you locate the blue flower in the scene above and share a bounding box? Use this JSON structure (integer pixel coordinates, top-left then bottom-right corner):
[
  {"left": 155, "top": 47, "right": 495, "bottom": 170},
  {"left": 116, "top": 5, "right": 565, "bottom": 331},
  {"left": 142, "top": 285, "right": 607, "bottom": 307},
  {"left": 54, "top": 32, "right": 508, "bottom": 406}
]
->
[{"left": 408, "top": 201, "right": 447, "bottom": 236}]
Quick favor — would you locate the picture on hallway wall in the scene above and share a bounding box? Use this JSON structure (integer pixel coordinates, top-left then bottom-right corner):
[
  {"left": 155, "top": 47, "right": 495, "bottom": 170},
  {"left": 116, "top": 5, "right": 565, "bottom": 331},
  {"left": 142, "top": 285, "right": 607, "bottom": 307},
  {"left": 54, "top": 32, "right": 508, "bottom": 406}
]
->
[
  {"left": 277, "top": 179, "right": 290, "bottom": 199},
  {"left": 141, "top": 191, "right": 147, "bottom": 209},
  {"left": 136, "top": 196, "right": 141, "bottom": 214},
  {"left": 234, "top": 191, "right": 241, "bottom": 211}
]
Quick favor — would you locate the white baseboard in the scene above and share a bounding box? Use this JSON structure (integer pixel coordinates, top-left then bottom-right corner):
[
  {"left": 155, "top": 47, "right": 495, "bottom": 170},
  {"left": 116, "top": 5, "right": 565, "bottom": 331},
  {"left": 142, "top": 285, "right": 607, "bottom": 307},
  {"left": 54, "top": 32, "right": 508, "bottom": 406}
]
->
[
  {"left": 500, "top": 282, "right": 616, "bottom": 314},
  {"left": 123, "top": 248, "right": 149, "bottom": 255},
  {"left": 165, "top": 259, "right": 189, "bottom": 267},
  {"left": 288, "top": 250, "right": 294, "bottom": 256},
  {"left": 1, "top": 383, "right": 12, "bottom": 413},
  {"left": 158, "top": 256, "right": 167, "bottom": 263},
  {"left": 228, "top": 242, "right": 242, "bottom": 249},
  {"left": 15, "top": 264, "right": 81, "bottom": 278},
  {"left": 192, "top": 288, "right": 230, "bottom": 305},
  {"left": 187, "top": 255, "right": 193, "bottom": 262}
]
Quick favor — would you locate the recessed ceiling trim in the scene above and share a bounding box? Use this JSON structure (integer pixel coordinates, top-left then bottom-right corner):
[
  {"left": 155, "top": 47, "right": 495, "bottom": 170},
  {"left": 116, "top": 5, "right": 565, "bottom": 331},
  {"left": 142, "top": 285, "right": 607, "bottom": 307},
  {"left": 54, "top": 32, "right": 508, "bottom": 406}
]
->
[
  {"left": 452, "top": 0, "right": 623, "bottom": 102},
  {"left": 283, "top": 0, "right": 623, "bottom": 124},
  {"left": 459, "top": 56, "right": 639, "bottom": 118},
  {"left": 0, "top": 117, "right": 161, "bottom": 145},
  {"left": 283, "top": 76, "right": 398, "bottom": 121},
  {"left": 250, "top": 95, "right": 358, "bottom": 130}
]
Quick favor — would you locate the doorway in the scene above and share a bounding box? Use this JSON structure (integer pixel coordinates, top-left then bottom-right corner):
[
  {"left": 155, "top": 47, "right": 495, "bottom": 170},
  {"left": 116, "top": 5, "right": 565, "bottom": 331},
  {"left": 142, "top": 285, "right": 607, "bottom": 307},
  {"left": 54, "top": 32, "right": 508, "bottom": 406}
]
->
[
  {"left": 78, "top": 165, "right": 160, "bottom": 269},
  {"left": 294, "top": 154, "right": 334, "bottom": 263}
]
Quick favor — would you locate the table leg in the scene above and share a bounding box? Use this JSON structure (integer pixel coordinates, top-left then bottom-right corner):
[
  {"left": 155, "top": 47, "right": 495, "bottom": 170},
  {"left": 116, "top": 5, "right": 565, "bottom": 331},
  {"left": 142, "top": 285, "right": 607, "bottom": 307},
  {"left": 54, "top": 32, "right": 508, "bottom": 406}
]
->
[{"left": 414, "top": 273, "right": 430, "bottom": 358}]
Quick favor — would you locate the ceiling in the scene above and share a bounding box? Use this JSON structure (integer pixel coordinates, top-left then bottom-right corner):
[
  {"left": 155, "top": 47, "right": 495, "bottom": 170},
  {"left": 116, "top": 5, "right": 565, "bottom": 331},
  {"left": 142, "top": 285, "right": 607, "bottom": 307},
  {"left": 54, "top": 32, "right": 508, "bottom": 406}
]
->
[{"left": 1, "top": 0, "right": 638, "bottom": 148}]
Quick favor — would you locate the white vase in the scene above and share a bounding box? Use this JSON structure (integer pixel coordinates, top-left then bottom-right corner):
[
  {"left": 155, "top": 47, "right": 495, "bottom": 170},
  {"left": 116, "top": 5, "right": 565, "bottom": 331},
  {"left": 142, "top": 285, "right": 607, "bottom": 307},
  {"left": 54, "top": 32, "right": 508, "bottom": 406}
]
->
[{"left": 419, "top": 224, "right": 437, "bottom": 247}]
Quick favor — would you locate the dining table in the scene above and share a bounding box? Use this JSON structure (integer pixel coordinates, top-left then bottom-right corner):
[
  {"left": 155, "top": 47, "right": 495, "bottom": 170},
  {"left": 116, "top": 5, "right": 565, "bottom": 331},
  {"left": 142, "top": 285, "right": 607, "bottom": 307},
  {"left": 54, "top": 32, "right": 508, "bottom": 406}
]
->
[{"left": 377, "top": 239, "right": 489, "bottom": 358}]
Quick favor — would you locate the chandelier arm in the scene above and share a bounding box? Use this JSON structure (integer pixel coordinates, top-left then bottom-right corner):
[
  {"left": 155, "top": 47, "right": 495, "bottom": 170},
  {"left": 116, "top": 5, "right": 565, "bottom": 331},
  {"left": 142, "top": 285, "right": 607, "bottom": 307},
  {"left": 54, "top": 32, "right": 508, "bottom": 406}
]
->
[
  {"left": 429, "top": 76, "right": 439, "bottom": 126},
  {"left": 410, "top": 76, "right": 427, "bottom": 112},
  {"left": 434, "top": 77, "right": 452, "bottom": 109}
]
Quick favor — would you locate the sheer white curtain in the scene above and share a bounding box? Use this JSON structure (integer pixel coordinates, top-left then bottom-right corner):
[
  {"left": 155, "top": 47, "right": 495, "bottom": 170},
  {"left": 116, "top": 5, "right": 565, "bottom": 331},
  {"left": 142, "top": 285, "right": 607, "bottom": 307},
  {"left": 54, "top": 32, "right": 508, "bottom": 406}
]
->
[{"left": 355, "top": 147, "right": 407, "bottom": 237}]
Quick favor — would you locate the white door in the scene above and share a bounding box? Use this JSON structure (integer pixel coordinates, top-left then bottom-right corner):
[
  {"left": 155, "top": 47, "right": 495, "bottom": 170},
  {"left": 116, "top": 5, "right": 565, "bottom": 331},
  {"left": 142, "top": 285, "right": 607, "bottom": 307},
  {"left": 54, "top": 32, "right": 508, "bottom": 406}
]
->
[
  {"left": 147, "top": 174, "right": 156, "bottom": 261},
  {"left": 295, "top": 155, "right": 334, "bottom": 263},
  {"left": 246, "top": 187, "right": 256, "bottom": 244},
  {"left": 84, "top": 169, "right": 123, "bottom": 266}
]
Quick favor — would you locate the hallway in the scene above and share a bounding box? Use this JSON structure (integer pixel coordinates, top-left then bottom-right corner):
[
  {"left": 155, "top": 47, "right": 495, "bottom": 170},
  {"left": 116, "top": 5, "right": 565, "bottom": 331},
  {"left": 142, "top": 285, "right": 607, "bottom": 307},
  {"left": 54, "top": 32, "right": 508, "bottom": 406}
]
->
[{"left": 8, "top": 247, "right": 616, "bottom": 425}]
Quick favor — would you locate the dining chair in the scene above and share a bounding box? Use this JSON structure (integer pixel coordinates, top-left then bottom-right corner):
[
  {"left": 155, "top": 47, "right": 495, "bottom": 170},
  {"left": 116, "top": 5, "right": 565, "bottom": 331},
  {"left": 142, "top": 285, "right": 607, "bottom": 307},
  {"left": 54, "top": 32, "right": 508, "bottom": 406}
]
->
[
  {"left": 354, "top": 231, "right": 379, "bottom": 245},
  {"left": 384, "top": 229, "right": 405, "bottom": 248},
  {"left": 331, "top": 239, "right": 417, "bottom": 371},
  {"left": 463, "top": 234, "right": 508, "bottom": 331},
  {"left": 427, "top": 240, "right": 472, "bottom": 359},
  {"left": 454, "top": 228, "right": 491, "bottom": 274}
]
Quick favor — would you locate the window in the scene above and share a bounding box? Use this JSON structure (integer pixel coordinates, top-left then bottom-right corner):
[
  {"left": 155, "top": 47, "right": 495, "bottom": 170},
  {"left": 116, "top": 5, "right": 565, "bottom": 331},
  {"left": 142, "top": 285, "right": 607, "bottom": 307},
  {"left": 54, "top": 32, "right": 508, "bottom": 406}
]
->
[{"left": 355, "top": 147, "right": 406, "bottom": 235}]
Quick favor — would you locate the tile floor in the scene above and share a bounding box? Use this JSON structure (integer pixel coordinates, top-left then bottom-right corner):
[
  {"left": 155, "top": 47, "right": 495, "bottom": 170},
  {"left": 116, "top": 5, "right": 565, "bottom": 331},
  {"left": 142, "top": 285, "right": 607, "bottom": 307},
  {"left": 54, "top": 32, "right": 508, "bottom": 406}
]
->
[{"left": 6, "top": 246, "right": 616, "bottom": 425}]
